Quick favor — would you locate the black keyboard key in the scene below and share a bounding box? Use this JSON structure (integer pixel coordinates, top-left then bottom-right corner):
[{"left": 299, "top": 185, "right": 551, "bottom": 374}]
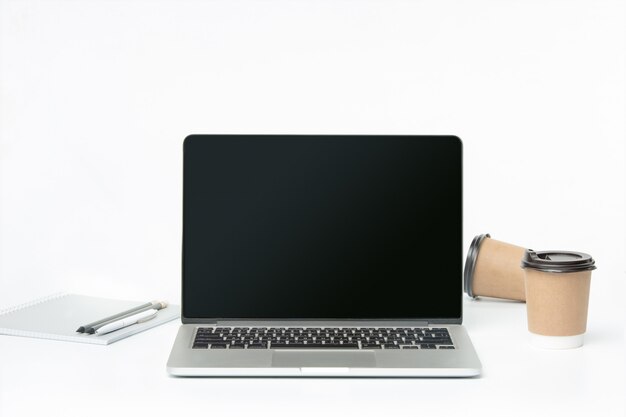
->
[
  {"left": 210, "top": 344, "right": 227, "bottom": 349},
  {"left": 420, "top": 344, "right": 437, "bottom": 349},
  {"left": 439, "top": 346, "right": 455, "bottom": 349},
  {"left": 197, "top": 328, "right": 213, "bottom": 333},
  {"left": 271, "top": 343, "right": 359, "bottom": 349}
]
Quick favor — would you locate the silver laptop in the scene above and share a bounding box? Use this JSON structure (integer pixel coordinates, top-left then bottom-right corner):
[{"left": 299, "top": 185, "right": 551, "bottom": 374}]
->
[{"left": 167, "top": 135, "right": 482, "bottom": 377}]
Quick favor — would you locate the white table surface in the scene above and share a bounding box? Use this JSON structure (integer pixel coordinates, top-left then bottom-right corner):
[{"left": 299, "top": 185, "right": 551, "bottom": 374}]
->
[
  {"left": 1, "top": 297, "right": 623, "bottom": 417},
  {"left": 1, "top": 1, "right": 624, "bottom": 416}
]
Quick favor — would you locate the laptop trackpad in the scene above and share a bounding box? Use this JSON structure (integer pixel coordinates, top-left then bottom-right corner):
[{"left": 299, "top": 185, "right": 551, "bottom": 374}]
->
[{"left": 272, "top": 351, "right": 376, "bottom": 368}]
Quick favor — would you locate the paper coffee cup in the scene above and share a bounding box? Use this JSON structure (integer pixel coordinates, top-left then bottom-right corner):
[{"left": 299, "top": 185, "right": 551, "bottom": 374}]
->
[
  {"left": 464, "top": 234, "right": 527, "bottom": 301},
  {"left": 521, "top": 250, "right": 596, "bottom": 349}
]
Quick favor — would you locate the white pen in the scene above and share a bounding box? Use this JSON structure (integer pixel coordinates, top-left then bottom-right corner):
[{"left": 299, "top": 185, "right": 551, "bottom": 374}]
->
[{"left": 95, "top": 309, "right": 158, "bottom": 335}]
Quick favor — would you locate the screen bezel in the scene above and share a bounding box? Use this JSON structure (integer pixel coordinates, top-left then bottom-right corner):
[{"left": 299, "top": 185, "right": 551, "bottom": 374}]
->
[{"left": 181, "top": 135, "right": 463, "bottom": 324}]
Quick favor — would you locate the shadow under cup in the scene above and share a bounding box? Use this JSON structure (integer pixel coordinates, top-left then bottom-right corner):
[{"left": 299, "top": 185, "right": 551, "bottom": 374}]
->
[{"left": 521, "top": 250, "right": 596, "bottom": 349}]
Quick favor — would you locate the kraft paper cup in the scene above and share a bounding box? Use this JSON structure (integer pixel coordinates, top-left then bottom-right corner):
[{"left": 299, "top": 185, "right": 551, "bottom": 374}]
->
[
  {"left": 521, "top": 250, "right": 596, "bottom": 349},
  {"left": 464, "top": 234, "right": 527, "bottom": 301}
]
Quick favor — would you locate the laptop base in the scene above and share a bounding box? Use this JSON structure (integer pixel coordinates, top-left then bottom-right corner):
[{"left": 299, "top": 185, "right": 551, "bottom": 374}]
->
[{"left": 167, "top": 324, "right": 481, "bottom": 377}]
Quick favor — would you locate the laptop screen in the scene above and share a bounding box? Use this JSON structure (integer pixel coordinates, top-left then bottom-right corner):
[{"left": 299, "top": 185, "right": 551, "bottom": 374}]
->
[{"left": 183, "top": 135, "right": 462, "bottom": 321}]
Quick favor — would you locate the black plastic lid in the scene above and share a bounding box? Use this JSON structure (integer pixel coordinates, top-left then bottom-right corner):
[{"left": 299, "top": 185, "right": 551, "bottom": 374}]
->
[
  {"left": 520, "top": 250, "right": 596, "bottom": 273},
  {"left": 463, "top": 233, "right": 490, "bottom": 297}
]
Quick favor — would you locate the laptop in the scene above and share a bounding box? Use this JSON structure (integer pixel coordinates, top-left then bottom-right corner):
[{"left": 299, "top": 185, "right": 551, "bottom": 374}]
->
[{"left": 167, "top": 135, "right": 482, "bottom": 377}]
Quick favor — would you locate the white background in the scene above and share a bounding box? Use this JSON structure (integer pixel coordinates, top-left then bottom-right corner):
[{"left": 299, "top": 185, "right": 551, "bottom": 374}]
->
[{"left": 0, "top": 1, "right": 624, "bottom": 416}]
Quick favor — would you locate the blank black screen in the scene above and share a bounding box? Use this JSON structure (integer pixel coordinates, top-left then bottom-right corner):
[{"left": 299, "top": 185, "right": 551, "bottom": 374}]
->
[{"left": 183, "top": 135, "right": 462, "bottom": 320}]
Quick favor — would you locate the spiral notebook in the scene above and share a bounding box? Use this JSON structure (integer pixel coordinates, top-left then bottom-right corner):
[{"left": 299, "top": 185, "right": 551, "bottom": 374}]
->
[{"left": 0, "top": 293, "right": 180, "bottom": 345}]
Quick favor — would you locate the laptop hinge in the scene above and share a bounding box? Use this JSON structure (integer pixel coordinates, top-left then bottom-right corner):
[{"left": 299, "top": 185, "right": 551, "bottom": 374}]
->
[
  {"left": 211, "top": 320, "right": 431, "bottom": 327},
  {"left": 182, "top": 318, "right": 218, "bottom": 325}
]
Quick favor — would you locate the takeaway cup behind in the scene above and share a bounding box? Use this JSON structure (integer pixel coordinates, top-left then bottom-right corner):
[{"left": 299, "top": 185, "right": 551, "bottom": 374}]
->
[{"left": 464, "top": 234, "right": 527, "bottom": 301}]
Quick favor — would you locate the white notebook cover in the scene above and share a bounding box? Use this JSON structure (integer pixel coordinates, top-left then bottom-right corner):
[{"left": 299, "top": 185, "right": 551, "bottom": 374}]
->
[{"left": 0, "top": 293, "right": 180, "bottom": 345}]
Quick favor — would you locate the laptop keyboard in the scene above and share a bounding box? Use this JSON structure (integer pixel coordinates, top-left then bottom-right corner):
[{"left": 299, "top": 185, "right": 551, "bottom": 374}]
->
[{"left": 192, "top": 327, "right": 454, "bottom": 350}]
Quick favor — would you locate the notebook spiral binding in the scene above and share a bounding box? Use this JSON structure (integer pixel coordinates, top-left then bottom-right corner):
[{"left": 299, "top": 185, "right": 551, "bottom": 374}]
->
[{"left": 0, "top": 293, "right": 68, "bottom": 316}]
